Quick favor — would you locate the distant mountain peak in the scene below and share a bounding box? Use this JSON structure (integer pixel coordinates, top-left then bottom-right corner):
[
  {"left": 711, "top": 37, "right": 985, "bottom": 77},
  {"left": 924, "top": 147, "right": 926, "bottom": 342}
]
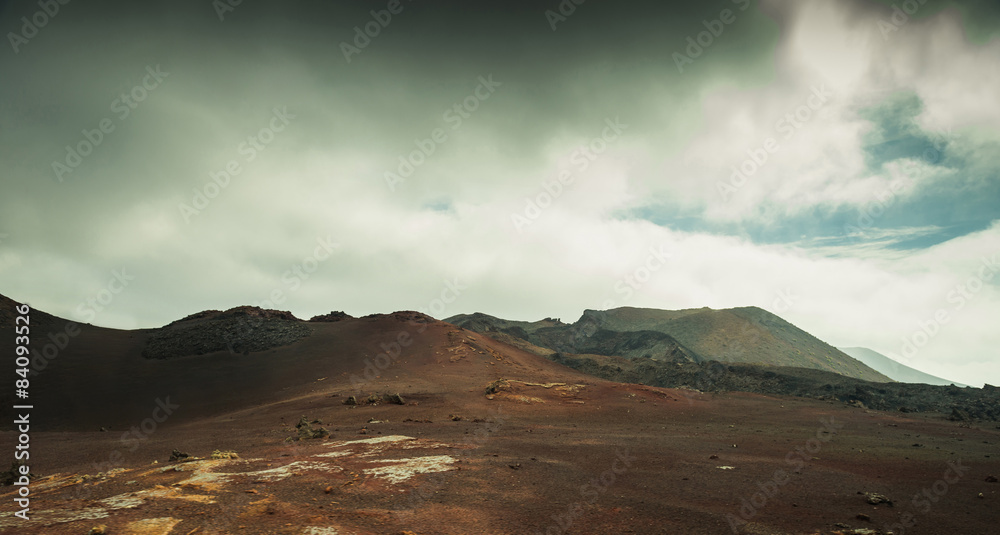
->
[
  {"left": 838, "top": 347, "right": 967, "bottom": 387},
  {"left": 455, "top": 305, "right": 890, "bottom": 382}
]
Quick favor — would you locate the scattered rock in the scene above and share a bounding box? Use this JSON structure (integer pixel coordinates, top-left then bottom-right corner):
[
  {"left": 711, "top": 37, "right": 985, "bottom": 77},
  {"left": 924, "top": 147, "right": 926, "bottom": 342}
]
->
[
  {"left": 450, "top": 414, "right": 463, "bottom": 421},
  {"left": 985, "top": 475, "right": 997, "bottom": 483},
  {"left": 384, "top": 392, "right": 405, "bottom": 405},
  {"left": 709, "top": 454, "right": 719, "bottom": 459},
  {"left": 292, "top": 417, "right": 330, "bottom": 440},
  {"left": 88, "top": 526, "right": 107, "bottom": 535},
  {"left": 485, "top": 378, "right": 511, "bottom": 395},
  {"left": 0, "top": 460, "right": 35, "bottom": 486},
  {"left": 324, "top": 485, "right": 333, "bottom": 494},
  {"left": 211, "top": 449, "right": 239, "bottom": 460},
  {"left": 948, "top": 408, "right": 972, "bottom": 422},
  {"left": 308, "top": 311, "right": 353, "bottom": 322},
  {"left": 169, "top": 449, "right": 190, "bottom": 462},
  {"left": 862, "top": 491, "right": 893, "bottom": 506},
  {"left": 509, "top": 463, "right": 521, "bottom": 470},
  {"left": 856, "top": 513, "right": 871, "bottom": 521},
  {"left": 344, "top": 395, "right": 358, "bottom": 406}
]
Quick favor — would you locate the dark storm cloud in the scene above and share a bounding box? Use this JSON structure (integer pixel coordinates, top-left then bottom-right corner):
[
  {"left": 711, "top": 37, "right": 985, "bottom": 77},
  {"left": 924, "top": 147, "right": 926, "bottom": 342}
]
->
[
  {"left": 1, "top": 0, "right": 999, "bottom": 387},
  {"left": 0, "top": 0, "right": 779, "bottom": 267}
]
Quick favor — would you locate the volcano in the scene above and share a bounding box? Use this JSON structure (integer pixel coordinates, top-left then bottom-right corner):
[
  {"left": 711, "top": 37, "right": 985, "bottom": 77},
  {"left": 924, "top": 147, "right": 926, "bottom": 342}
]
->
[{"left": 1, "top": 294, "right": 997, "bottom": 534}]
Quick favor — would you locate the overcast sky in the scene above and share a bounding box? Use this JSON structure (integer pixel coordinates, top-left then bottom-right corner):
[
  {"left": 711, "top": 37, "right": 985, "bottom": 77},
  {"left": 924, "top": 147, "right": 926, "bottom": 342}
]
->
[{"left": 2, "top": 0, "right": 998, "bottom": 386}]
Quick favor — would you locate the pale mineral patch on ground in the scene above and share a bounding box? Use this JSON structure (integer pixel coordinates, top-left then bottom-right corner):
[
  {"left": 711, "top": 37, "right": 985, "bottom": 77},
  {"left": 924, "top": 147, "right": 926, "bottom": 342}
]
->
[
  {"left": 362, "top": 455, "right": 457, "bottom": 484},
  {"left": 0, "top": 490, "right": 147, "bottom": 528},
  {"left": 237, "top": 461, "right": 342, "bottom": 481},
  {"left": 325, "top": 435, "right": 416, "bottom": 448},
  {"left": 172, "top": 459, "right": 339, "bottom": 490},
  {"left": 302, "top": 527, "right": 340, "bottom": 535},
  {"left": 138, "top": 485, "right": 217, "bottom": 504},
  {"left": 313, "top": 449, "right": 353, "bottom": 458}
]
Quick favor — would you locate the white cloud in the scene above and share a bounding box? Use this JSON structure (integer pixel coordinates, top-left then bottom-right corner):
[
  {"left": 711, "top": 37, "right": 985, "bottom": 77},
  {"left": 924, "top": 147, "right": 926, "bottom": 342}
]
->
[{"left": 3, "top": 0, "right": 999, "bottom": 389}]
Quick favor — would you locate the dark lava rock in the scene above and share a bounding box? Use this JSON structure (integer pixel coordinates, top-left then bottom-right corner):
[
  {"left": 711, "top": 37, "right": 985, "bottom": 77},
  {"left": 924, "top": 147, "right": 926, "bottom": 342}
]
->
[
  {"left": 293, "top": 417, "right": 330, "bottom": 440},
  {"left": 948, "top": 408, "right": 972, "bottom": 421},
  {"left": 534, "top": 353, "right": 1000, "bottom": 421},
  {"left": 169, "top": 449, "right": 190, "bottom": 462},
  {"left": 0, "top": 461, "right": 35, "bottom": 486},
  {"left": 143, "top": 306, "right": 312, "bottom": 359},
  {"left": 862, "top": 492, "right": 893, "bottom": 506},
  {"left": 308, "top": 311, "right": 353, "bottom": 322}
]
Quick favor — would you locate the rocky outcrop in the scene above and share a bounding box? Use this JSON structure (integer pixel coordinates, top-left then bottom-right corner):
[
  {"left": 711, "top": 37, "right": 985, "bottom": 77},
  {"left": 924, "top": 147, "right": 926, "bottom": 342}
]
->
[
  {"left": 309, "top": 311, "right": 353, "bottom": 322},
  {"left": 143, "top": 306, "right": 312, "bottom": 359}
]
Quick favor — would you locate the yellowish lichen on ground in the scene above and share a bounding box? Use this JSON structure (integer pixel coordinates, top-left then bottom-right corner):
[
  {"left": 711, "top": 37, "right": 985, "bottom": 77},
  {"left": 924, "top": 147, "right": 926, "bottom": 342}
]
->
[{"left": 123, "top": 517, "right": 183, "bottom": 535}]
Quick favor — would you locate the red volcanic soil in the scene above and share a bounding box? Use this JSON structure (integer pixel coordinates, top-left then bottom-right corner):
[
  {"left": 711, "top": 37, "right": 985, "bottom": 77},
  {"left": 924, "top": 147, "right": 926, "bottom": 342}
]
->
[{"left": 1, "top": 313, "right": 998, "bottom": 534}]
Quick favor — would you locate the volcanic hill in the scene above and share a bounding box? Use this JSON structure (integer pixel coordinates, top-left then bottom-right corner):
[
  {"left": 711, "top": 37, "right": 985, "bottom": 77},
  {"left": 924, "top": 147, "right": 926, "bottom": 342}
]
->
[{"left": 0, "top": 294, "right": 998, "bottom": 534}]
